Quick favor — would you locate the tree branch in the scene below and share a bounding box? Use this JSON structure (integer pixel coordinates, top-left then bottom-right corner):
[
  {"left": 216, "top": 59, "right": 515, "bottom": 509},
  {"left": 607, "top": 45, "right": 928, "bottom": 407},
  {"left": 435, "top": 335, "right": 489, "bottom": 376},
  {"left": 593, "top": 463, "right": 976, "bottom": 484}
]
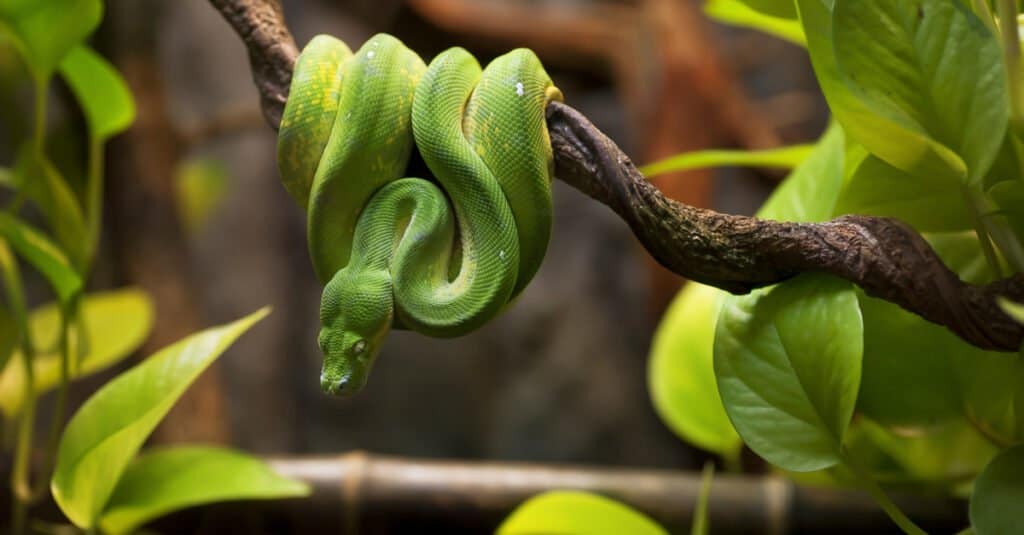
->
[{"left": 209, "top": 0, "right": 1024, "bottom": 352}]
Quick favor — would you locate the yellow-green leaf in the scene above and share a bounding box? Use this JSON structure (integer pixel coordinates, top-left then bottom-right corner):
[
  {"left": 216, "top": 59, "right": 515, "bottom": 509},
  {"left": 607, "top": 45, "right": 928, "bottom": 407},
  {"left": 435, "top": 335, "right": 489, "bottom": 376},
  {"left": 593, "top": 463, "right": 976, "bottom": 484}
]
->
[
  {"left": 0, "top": 212, "right": 81, "bottom": 302},
  {"left": 498, "top": 491, "right": 667, "bottom": 535},
  {"left": 640, "top": 144, "right": 813, "bottom": 178},
  {"left": 100, "top": 446, "right": 310, "bottom": 535},
  {"left": 0, "top": 0, "right": 101, "bottom": 80},
  {"left": 796, "top": 0, "right": 969, "bottom": 185},
  {"left": 59, "top": 45, "right": 134, "bottom": 141},
  {"left": 12, "top": 144, "right": 88, "bottom": 269},
  {"left": 998, "top": 298, "right": 1024, "bottom": 326},
  {"left": 51, "top": 308, "right": 269, "bottom": 528},
  {"left": 831, "top": 0, "right": 1007, "bottom": 186},
  {"left": 649, "top": 283, "right": 740, "bottom": 458},
  {"left": 736, "top": 0, "right": 797, "bottom": 18},
  {"left": 757, "top": 123, "right": 845, "bottom": 222},
  {"left": 836, "top": 155, "right": 973, "bottom": 233},
  {"left": 704, "top": 0, "right": 805, "bottom": 46},
  {"left": 0, "top": 288, "right": 154, "bottom": 417}
]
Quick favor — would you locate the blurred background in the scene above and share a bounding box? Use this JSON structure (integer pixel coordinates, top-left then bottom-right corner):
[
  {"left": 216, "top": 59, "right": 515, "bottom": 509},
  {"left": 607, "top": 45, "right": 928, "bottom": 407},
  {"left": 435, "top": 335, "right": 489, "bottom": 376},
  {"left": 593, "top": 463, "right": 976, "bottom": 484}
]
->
[{"left": 3, "top": 0, "right": 825, "bottom": 481}]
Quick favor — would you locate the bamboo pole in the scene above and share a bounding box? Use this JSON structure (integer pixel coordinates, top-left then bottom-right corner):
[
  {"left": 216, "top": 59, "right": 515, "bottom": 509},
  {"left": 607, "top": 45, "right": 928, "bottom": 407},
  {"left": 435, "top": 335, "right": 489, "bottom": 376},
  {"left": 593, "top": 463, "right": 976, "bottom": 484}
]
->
[{"left": 190, "top": 453, "right": 968, "bottom": 534}]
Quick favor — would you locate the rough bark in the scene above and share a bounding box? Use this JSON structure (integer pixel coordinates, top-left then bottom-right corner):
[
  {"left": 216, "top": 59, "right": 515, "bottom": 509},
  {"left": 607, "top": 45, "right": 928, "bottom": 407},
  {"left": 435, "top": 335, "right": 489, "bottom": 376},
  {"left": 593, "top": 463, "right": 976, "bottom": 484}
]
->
[{"left": 208, "top": 0, "right": 1024, "bottom": 352}]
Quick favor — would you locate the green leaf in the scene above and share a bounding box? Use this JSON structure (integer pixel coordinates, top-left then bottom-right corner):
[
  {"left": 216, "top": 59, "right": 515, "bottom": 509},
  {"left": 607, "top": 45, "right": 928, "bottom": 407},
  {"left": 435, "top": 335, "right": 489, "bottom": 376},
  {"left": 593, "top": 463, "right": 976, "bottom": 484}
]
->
[
  {"left": 50, "top": 308, "right": 270, "bottom": 529},
  {"left": 925, "top": 232, "right": 992, "bottom": 285},
  {"left": 649, "top": 283, "right": 740, "bottom": 457},
  {"left": 704, "top": 0, "right": 805, "bottom": 45},
  {"left": 998, "top": 298, "right": 1024, "bottom": 325},
  {"left": 954, "top": 349, "right": 1024, "bottom": 445},
  {"left": 497, "top": 491, "right": 668, "bottom": 535},
  {"left": 860, "top": 418, "right": 997, "bottom": 491},
  {"left": 99, "top": 446, "right": 310, "bottom": 535},
  {"left": 835, "top": 155, "right": 973, "bottom": 232},
  {"left": 0, "top": 0, "right": 102, "bottom": 80},
  {"left": 714, "top": 274, "right": 862, "bottom": 472},
  {"left": 757, "top": 123, "right": 845, "bottom": 222},
  {"left": 831, "top": 0, "right": 1008, "bottom": 186},
  {"left": 855, "top": 290, "right": 964, "bottom": 428},
  {"left": 970, "top": 444, "right": 1024, "bottom": 535},
  {"left": 640, "top": 144, "right": 813, "bottom": 178},
  {"left": 908, "top": 232, "right": 1024, "bottom": 446},
  {"left": 0, "top": 212, "right": 81, "bottom": 302},
  {"left": 980, "top": 133, "right": 1018, "bottom": 192},
  {"left": 856, "top": 231, "right": 1004, "bottom": 430},
  {"left": 797, "top": 0, "right": 966, "bottom": 184},
  {"left": 0, "top": 288, "right": 154, "bottom": 417},
  {"left": 59, "top": 45, "right": 134, "bottom": 141},
  {"left": 988, "top": 179, "right": 1024, "bottom": 217},
  {"left": 12, "top": 144, "right": 88, "bottom": 269}
]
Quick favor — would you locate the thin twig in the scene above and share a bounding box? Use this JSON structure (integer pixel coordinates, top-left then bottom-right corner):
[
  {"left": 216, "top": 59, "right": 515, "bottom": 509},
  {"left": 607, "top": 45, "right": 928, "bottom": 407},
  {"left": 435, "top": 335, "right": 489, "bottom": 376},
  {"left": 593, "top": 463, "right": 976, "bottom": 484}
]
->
[{"left": 208, "top": 0, "right": 1024, "bottom": 352}]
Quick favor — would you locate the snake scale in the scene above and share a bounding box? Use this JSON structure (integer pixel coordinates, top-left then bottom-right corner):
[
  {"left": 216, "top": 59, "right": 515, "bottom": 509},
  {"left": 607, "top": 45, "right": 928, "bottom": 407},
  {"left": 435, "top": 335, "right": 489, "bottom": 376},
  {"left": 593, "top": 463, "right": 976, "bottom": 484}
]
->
[{"left": 277, "top": 34, "right": 562, "bottom": 395}]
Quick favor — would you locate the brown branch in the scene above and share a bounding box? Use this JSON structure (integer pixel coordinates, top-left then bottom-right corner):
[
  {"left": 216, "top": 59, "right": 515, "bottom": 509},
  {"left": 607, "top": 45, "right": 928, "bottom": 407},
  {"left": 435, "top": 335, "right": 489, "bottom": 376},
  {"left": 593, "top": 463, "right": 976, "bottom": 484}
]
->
[
  {"left": 208, "top": 0, "right": 297, "bottom": 127},
  {"left": 208, "top": 0, "right": 1024, "bottom": 352}
]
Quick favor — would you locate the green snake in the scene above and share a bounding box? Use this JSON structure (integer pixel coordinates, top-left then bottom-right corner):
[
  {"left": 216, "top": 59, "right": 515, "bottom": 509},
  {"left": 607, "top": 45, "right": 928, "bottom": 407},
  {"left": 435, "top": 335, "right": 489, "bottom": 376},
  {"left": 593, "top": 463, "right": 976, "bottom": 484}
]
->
[{"left": 277, "top": 33, "right": 562, "bottom": 396}]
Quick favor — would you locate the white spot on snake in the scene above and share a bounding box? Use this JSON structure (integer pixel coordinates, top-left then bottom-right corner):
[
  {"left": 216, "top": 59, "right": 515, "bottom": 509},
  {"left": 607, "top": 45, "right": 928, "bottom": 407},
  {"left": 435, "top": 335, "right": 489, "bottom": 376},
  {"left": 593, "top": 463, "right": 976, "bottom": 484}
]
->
[
  {"left": 367, "top": 51, "right": 376, "bottom": 59},
  {"left": 515, "top": 82, "right": 525, "bottom": 96},
  {"left": 499, "top": 250, "right": 507, "bottom": 261}
]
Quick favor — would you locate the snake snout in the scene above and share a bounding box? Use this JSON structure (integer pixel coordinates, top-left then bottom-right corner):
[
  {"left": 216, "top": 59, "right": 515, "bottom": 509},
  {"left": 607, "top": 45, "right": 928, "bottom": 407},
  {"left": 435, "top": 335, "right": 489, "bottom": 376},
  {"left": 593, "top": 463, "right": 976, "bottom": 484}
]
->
[{"left": 320, "top": 371, "right": 357, "bottom": 397}]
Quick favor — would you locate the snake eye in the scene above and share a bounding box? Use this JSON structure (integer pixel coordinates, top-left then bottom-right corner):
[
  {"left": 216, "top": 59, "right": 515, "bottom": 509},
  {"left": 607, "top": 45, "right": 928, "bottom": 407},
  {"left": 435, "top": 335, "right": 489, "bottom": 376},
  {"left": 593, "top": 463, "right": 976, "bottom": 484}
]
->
[{"left": 351, "top": 339, "right": 367, "bottom": 356}]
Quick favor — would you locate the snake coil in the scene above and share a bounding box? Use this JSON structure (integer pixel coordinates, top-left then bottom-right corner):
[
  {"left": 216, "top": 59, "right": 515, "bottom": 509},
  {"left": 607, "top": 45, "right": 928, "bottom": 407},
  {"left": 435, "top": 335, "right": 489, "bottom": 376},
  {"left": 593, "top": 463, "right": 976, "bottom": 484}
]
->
[{"left": 277, "top": 33, "right": 562, "bottom": 395}]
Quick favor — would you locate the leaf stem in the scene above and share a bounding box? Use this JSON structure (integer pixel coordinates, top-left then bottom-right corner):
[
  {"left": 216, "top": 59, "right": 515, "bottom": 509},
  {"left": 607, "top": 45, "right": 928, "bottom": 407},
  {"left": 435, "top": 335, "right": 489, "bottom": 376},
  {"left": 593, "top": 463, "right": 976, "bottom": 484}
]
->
[
  {"left": 31, "top": 78, "right": 46, "bottom": 154},
  {"left": 974, "top": 0, "right": 996, "bottom": 31},
  {"left": 988, "top": 215, "right": 1024, "bottom": 273},
  {"left": 999, "top": 0, "right": 1024, "bottom": 130},
  {"left": 84, "top": 138, "right": 102, "bottom": 268},
  {"left": 3, "top": 244, "right": 34, "bottom": 535},
  {"left": 690, "top": 462, "right": 714, "bottom": 535},
  {"left": 966, "top": 187, "right": 1006, "bottom": 279},
  {"left": 10, "top": 335, "right": 36, "bottom": 535},
  {"left": 721, "top": 448, "right": 742, "bottom": 474},
  {"left": 33, "top": 305, "right": 74, "bottom": 502},
  {"left": 841, "top": 449, "right": 926, "bottom": 535}
]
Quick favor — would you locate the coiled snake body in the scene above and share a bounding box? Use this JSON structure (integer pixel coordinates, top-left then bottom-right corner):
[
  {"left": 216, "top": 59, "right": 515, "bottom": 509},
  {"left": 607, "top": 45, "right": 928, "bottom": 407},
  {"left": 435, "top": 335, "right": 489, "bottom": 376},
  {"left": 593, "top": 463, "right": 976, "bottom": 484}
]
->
[{"left": 278, "top": 34, "right": 561, "bottom": 395}]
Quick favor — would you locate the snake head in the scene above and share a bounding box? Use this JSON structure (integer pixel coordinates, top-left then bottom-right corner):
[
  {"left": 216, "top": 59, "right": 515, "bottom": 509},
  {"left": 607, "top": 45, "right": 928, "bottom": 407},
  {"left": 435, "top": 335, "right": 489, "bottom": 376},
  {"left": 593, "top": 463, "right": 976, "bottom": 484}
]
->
[{"left": 318, "top": 269, "right": 393, "bottom": 396}]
